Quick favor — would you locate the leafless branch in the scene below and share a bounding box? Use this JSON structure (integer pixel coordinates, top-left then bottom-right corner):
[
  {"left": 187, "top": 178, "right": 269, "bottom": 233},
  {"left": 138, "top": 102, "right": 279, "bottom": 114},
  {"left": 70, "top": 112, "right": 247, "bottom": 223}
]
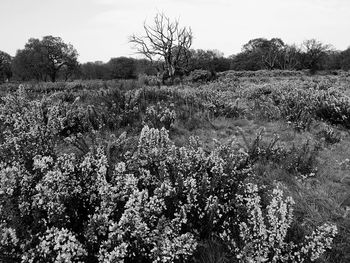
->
[{"left": 129, "top": 12, "right": 193, "bottom": 80}]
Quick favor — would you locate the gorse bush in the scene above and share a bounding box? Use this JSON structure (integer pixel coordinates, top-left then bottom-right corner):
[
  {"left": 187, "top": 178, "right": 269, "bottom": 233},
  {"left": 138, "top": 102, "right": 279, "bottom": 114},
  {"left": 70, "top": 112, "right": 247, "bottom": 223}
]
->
[
  {"left": 239, "top": 128, "right": 319, "bottom": 179},
  {"left": 0, "top": 87, "right": 59, "bottom": 168},
  {"left": 188, "top": 70, "right": 215, "bottom": 83},
  {"left": 314, "top": 89, "right": 350, "bottom": 128},
  {"left": 230, "top": 184, "right": 337, "bottom": 262},
  {"left": 0, "top": 121, "right": 337, "bottom": 262},
  {"left": 317, "top": 125, "right": 341, "bottom": 145},
  {"left": 244, "top": 81, "right": 350, "bottom": 130},
  {"left": 145, "top": 102, "right": 177, "bottom": 129}
]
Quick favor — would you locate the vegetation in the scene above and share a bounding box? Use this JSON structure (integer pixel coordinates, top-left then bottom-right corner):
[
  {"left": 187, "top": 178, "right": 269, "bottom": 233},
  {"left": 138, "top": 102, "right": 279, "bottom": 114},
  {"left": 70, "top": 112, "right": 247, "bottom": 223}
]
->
[
  {"left": 1, "top": 71, "right": 350, "bottom": 262},
  {"left": 129, "top": 13, "right": 193, "bottom": 82},
  {"left": 0, "top": 51, "right": 12, "bottom": 82},
  {"left": 1, "top": 10, "right": 350, "bottom": 263},
  {"left": 1, "top": 18, "right": 349, "bottom": 83},
  {"left": 11, "top": 36, "right": 79, "bottom": 82}
]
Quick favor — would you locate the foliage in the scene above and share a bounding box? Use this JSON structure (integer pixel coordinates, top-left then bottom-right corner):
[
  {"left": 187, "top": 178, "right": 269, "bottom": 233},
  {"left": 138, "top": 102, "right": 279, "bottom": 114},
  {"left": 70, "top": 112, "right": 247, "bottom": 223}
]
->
[
  {"left": 340, "top": 47, "right": 350, "bottom": 70},
  {"left": 0, "top": 87, "right": 59, "bottom": 167},
  {"left": 243, "top": 79, "right": 350, "bottom": 131},
  {"left": 23, "top": 227, "right": 87, "bottom": 263},
  {"left": 317, "top": 125, "right": 341, "bottom": 145},
  {"left": 188, "top": 69, "right": 215, "bottom": 83},
  {"left": 231, "top": 184, "right": 337, "bottom": 262},
  {"left": 302, "top": 39, "right": 332, "bottom": 74},
  {"left": 107, "top": 57, "right": 137, "bottom": 79},
  {"left": 0, "top": 73, "right": 348, "bottom": 262},
  {"left": 0, "top": 51, "right": 12, "bottom": 82},
  {"left": 138, "top": 74, "right": 161, "bottom": 86},
  {"left": 0, "top": 97, "right": 338, "bottom": 263},
  {"left": 145, "top": 102, "right": 176, "bottom": 129},
  {"left": 12, "top": 36, "right": 78, "bottom": 82},
  {"left": 189, "top": 49, "right": 231, "bottom": 72}
]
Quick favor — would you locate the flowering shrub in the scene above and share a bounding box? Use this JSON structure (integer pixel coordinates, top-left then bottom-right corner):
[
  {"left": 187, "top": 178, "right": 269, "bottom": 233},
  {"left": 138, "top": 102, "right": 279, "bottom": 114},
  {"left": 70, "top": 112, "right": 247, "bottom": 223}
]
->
[
  {"left": 314, "top": 89, "right": 350, "bottom": 128},
  {"left": 0, "top": 123, "right": 338, "bottom": 262},
  {"left": 0, "top": 87, "right": 60, "bottom": 168},
  {"left": 23, "top": 227, "right": 87, "bottom": 263},
  {"left": 145, "top": 102, "right": 177, "bottom": 129},
  {"left": 0, "top": 220, "right": 19, "bottom": 262},
  {"left": 224, "top": 183, "right": 337, "bottom": 262},
  {"left": 138, "top": 74, "right": 161, "bottom": 86},
  {"left": 244, "top": 81, "right": 350, "bottom": 131},
  {"left": 55, "top": 101, "right": 99, "bottom": 136},
  {"left": 1, "top": 80, "right": 345, "bottom": 262}
]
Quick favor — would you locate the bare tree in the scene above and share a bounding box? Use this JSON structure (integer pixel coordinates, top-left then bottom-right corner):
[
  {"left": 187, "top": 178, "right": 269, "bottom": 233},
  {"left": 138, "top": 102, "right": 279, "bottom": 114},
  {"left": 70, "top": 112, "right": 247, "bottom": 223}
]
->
[
  {"left": 129, "top": 13, "right": 192, "bottom": 81},
  {"left": 278, "top": 44, "right": 302, "bottom": 70},
  {"left": 302, "top": 39, "right": 331, "bottom": 73}
]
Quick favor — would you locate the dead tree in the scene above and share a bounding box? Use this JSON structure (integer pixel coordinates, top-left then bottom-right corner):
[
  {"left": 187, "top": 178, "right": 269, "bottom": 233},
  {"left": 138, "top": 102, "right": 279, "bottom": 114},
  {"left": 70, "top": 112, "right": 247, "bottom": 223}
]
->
[{"left": 129, "top": 13, "right": 192, "bottom": 82}]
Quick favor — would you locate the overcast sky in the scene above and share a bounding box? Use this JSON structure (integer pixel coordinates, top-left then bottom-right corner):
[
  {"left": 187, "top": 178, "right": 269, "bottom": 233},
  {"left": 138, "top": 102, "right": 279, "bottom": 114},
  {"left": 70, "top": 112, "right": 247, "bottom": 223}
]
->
[{"left": 1, "top": 0, "right": 349, "bottom": 62}]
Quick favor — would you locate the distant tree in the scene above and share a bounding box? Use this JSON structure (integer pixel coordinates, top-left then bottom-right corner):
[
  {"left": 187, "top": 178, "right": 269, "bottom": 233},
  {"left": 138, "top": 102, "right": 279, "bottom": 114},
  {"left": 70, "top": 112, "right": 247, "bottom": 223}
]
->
[
  {"left": 0, "top": 51, "right": 12, "bottom": 82},
  {"left": 107, "top": 57, "right": 137, "bottom": 79},
  {"left": 60, "top": 60, "right": 80, "bottom": 81},
  {"left": 40, "top": 36, "right": 78, "bottom": 82},
  {"left": 242, "top": 38, "right": 285, "bottom": 69},
  {"left": 340, "top": 47, "right": 350, "bottom": 70},
  {"left": 130, "top": 12, "right": 193, "bottom": 81},
  {"left": 78, "top": 59, "right": 156, "bottom": 80},
  {"left": 301, "top": 39, "right": 331, "bottom": 73},
  {"left": 12, "top": 48, "right": 45, "bottom": 81},
  {"left": 230, "top": 51, "right": 264, "bottom": 71},
  {"left": 323, "top": 50, "right": 342, "bottom": 70},
  {"left": 80, "top": 62, "right": 96, "bottom": 79},
  {"left": 134, "top": 58, "right": 158, "bottom": 76},
  {"left": 80, "top": 61, "right": 109, "bottom": 80},
  {"left": 230, "top": 38, "right": 287, "bottom": 71},
  {"left": 263, "top": 38, "right": 285, "bottom": 69},
  {"left": 189, "top": 49, "right": 230, "bottom": 72},
  {"left": 277, "top": 44, "right": 302, "bottom": 70},
  {"left": 12, "top": 36, "right": 78, "bottom": 82}
]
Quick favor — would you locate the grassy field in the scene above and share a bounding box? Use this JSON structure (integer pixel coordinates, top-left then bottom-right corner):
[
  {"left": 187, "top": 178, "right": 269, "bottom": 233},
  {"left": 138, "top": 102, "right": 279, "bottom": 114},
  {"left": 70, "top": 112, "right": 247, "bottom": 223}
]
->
[{"left": 0, "top": 71, "right": 349, "bottom": 262}]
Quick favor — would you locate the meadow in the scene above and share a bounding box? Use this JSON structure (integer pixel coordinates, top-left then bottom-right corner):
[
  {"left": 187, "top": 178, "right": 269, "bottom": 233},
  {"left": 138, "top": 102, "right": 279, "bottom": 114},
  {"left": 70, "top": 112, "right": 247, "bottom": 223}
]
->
[{"left": 0, "top": 70, "right": 349, "bottom": 262}]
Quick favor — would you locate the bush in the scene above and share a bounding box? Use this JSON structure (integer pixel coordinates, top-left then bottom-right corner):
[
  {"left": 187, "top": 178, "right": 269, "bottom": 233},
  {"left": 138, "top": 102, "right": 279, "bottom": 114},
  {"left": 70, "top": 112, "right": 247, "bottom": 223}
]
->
[
  {"left": 0, "top": 125, "right": 337, "bottom": 262},
  {"left": 138, "top": 74, "right": 161, "bottom": 86},
  {"left": 0, "top": 87, "right": 59, "bottom": 168},
  {"left": 145, "top": 102, "right": 177, "bottom": 129},
  {"left": 188, "top": 70, "right": 215, "bottom": 82},
  {"left": 317, "top": 125, "right": 341, "bottom": 145}
]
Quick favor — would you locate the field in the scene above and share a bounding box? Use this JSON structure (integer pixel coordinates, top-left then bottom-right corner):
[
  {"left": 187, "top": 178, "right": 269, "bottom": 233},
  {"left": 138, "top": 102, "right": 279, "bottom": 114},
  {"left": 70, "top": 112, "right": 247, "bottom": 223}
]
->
[{"left": 0, "top": 70, "right": 350, "bottom": 262}]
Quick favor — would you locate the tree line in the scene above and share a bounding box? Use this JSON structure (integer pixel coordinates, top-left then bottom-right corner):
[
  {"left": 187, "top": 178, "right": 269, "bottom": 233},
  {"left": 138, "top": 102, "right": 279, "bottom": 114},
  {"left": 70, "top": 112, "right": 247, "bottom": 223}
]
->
[{"left": 1, "top": 13, "right": 350, "bottom": 83}]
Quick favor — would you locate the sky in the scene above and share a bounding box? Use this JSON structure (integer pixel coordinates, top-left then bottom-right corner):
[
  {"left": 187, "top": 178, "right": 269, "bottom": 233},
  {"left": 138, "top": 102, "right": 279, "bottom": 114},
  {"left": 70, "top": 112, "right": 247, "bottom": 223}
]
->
[{"left": 0, "top": 0, "right": 349, "bottom": 63}]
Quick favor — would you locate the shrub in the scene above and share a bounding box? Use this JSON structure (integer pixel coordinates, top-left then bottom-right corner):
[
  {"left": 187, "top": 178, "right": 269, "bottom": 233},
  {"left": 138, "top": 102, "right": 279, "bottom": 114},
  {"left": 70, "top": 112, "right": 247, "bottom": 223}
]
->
[
  {"left": 317, "top": 125, "right": 341, "bottom": 145},
  {"left": 188, "top": 70, "right": 215, "bottom": 82},
  {"left": 314, "top": 90, "right": 350, "bottom": 128},
  {"left": 282, "top": 140, "right": 320, "bottom": 177},
  {"left": 138, "top": 74, "right": 161, "bottom": 86},
  {"left": 225, "top": 183, "right": 337, "bottom": 262},
  {"left": 0, "top": 126, "right": 337, "bottom": 262},
  {"left": 145, "top": 102, "right": 177, "bottom": 129},
  {"left": 0, "top": 87, "right": 59, "bottom": 168},
  {"left": 22, "top": 227, "right": 87, "bottom": 263}
]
